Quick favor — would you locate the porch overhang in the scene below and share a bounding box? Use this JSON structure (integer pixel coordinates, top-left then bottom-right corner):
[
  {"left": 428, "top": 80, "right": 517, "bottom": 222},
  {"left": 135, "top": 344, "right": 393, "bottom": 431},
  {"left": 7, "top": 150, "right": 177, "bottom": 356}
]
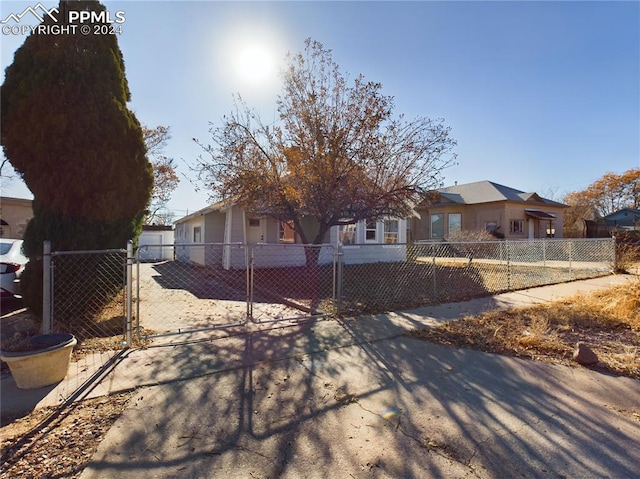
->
[{"left": 525, "top": 209, "right": 556, "bottom": 220}]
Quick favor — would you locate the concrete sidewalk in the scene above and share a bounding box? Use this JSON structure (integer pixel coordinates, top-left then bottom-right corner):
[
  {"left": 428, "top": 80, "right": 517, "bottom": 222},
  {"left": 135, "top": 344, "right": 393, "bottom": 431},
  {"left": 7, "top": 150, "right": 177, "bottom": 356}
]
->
[{"left": 3, "top": 274, "right": 640, "bottom": 478}]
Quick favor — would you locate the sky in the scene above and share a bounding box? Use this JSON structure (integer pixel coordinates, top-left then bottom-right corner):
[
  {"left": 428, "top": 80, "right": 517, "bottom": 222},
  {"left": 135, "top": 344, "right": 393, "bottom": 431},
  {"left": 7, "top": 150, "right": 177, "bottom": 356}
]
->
[{"left": 1, "top": 0, "right": 639, "bottom": 220}]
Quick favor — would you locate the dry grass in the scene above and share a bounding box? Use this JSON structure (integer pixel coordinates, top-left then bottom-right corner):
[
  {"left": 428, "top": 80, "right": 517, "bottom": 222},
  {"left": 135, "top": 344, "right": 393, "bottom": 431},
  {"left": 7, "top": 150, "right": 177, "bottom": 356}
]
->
[
  {"left": 1, "top": 392, "right": 133, "bottom": 478},
  {"left": 409, "top": 277, "right": 640, "bottom": 379}
]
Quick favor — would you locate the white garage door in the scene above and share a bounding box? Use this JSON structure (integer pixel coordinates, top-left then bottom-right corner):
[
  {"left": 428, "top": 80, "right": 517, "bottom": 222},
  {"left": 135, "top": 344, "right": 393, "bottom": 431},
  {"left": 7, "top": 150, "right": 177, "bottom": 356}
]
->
[{"left": 139, "top": 233, "right": 163, "bottom": 261}]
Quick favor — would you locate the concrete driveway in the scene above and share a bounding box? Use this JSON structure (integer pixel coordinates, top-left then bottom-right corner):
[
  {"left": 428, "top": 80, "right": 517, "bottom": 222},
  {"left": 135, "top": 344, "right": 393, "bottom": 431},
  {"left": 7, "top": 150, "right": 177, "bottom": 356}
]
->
[{"left": 78, "top": 275, "right": 640, "bottom": 478}]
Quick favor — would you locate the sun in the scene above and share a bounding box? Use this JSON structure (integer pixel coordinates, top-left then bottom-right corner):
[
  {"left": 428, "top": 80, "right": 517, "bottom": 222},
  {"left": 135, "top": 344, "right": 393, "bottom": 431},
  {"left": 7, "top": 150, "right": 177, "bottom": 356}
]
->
[
  {"left": 213, "top": 23, "right": 288, "bottom": 99},
  {"left": 233, "top": 42, "right": 278, "bottom": 87}
]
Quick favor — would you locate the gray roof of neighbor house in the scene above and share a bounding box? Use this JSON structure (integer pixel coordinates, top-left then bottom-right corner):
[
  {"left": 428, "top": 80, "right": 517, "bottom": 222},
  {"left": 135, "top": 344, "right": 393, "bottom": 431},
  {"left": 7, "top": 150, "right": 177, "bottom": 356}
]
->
[{"left": 433, "top": 181, "right": 567, "bottom": 207}]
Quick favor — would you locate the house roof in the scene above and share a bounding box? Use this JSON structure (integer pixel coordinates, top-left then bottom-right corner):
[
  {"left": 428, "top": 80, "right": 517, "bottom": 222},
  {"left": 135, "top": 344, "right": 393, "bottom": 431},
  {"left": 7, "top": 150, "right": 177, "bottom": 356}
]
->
[
  {"left": 173, "top": 199, "right": 230, "bottom": 224},
  {"left": 434, "top": 181, "right": 567, "bottom": 208},
  {"left": 143, "top": 225, "right": 174, "bottom": 231}
]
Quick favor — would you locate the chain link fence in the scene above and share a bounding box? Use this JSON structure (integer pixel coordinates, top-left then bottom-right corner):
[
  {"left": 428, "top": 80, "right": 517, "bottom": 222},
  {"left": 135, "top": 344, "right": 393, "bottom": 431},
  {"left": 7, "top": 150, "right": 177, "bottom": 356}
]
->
[
  {"left": 249, "top": 244, "right": 336, "bottom": 323},
  {"left": 18, "top": 237, "right": 614, "bottom": 401},
  {"left": 37, "top": 246, "right": 131, "bottom": 402},
  {"left": 50, "top": 249, "right": 128, "bottom": 345},
  {"left": 341, "top": 238, "right": 615, "bottom": 314},
  {"left": 42, "top": 238, "right": 615, "bottom": 342}
]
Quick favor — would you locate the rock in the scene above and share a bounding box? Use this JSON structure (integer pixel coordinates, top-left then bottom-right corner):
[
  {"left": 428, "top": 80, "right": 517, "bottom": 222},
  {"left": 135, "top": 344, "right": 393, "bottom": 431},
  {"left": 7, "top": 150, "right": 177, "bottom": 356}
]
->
[{"left": 573, "top": 342, "right": 598, "bottom": 366}]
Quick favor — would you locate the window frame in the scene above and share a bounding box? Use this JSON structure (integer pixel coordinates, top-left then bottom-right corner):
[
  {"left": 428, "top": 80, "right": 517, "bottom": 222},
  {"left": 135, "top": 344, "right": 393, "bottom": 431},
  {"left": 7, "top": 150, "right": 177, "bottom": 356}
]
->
[
  {"left": 365, "top": 220, "right": 378, "bottom": 243},
  {"left": 510, "top": 219, "right": 525, "bottom": 235},
  {"left": 383, "top": 219, "right": 399, "bottom": 244},
  {"left": 430, "top": 214, "right": 444, "bottom": 238},
  {"left": 448, "top": 213, "right": 462, "bottom": 236},
  {"left": 339, "top": 223, "right": 357, "bottom": 245}
]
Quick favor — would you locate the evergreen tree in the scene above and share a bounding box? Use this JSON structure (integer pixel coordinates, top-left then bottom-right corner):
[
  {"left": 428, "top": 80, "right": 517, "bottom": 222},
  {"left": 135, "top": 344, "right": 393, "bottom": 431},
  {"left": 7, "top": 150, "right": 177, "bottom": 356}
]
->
[{"left": 1, "top": 0, "right": 153, "bottom": 317}]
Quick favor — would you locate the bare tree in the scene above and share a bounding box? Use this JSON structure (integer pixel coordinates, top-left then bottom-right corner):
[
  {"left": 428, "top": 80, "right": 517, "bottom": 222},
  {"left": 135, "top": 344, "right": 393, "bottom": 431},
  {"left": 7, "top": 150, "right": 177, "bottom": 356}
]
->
[
  {"left": 143, "top": 125, "right": 180, "bottom": 225},
  {"left": 194, "top": 39, "right": 456, "bottom": 249}
]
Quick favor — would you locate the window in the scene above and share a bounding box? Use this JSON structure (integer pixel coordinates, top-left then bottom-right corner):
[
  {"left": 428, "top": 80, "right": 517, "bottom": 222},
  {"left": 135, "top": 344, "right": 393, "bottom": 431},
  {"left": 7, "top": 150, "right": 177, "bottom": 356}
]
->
[
  {"left": 448, "top": 213, "right": 461, "bottom": 236},
  {"left": 365, "top": 220, "right": 377, "bottom": 242},
  {"left": 484, "top": 222, "right": 498, "bottom": 233},
  {"left": 248, "top": 218, "right": 260, "bottom": 227},
  {"left": 510, "top": 219, "right": 524, "bottom": 235},
  {"left": 383, "top": 219, "right": 399, "bottom": 244},
  {"left": 431, "top": 214, "right": 444, "bottom": 238},
  {"left": 339, "top": 223, "right": 357, "bottom": 245},
  {"left": 193, "top": 226, "right": 202, "bottom": 243},
  {"left": 279, "top": 221, "right": 295, "bottom": 243}
]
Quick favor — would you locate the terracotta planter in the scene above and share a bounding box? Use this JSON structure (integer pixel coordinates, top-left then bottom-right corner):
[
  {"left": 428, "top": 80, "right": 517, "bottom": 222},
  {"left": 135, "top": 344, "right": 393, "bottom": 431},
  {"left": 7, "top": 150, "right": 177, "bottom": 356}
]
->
[{"left": 1, "top": 333, "right": 77, "bottom": 389}]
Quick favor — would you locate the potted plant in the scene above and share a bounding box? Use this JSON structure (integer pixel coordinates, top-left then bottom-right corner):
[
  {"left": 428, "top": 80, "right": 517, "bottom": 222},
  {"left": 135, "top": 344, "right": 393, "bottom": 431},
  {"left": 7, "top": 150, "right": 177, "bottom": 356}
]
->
[{"left": 0, "top": 333, "right": 77, "bottom": 389}]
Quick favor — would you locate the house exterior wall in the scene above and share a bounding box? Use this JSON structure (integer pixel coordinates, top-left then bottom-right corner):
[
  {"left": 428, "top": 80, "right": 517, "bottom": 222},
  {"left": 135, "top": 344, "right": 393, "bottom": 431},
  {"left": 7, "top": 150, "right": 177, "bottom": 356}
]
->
[
  {"left": 205, "top": 211, "right": 225, "bottom": 243},
  {"left": 264, "top": 217, "right": 280, "bottom": 243},
  {"left": 328, "top": 218, "right": 408, "bottom": 264},
  {"left": 175, "top": 208, "right": 410, "bottom": 267},
  {"left": 174, "top": 213, "right": 207, "bottom": 265},
  {"left": 228, "top": 205, "right": 245, "bottom": 242},
  {"left": 0, "top": 197, "right": 33, "bottom": 239},
  {"left": 416, "top": 202, "right": 565, "bottom": 240}
]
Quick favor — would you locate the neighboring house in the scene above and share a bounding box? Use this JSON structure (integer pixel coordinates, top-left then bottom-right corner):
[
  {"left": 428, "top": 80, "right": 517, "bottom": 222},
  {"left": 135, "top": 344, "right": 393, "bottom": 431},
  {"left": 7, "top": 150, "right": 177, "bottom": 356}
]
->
[
  {"left": 139, "top": 225, "right": 175, "bottom": 261},
  {"left": 413, "top": 181, "right": 568, "bottom": 240},
  {"left": 0, "top": 196, "right": 33, "bottom": 239},
  {"left": 603, "top": 208, "right": 640, "bottom": 230},
  {"left": 585, "top": 208, "right": 640, "bottom": 237},
  {"left": 173, "top": 200, "right": 409, "bottom": 268}
]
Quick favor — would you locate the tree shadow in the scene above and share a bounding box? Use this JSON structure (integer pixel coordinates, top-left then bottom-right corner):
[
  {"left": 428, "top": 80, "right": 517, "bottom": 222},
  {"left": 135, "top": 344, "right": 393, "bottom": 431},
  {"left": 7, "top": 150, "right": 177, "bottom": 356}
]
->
[{"left": 80, "top": 302, "right": 640, "bottom": 478}]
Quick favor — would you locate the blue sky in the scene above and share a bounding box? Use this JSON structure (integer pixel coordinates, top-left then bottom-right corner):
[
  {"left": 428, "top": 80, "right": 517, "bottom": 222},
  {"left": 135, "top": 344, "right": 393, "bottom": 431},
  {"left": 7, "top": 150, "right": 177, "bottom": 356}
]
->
[{"left": 1, "top": 0, "right": 639, "bottom": 219}]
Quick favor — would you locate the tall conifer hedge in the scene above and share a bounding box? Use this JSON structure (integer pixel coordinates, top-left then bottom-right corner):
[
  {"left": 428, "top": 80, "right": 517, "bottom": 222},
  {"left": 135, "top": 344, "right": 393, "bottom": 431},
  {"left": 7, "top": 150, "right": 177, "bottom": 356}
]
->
[{"left": 1, "top": 0, "right": 153, "bottom": 319}]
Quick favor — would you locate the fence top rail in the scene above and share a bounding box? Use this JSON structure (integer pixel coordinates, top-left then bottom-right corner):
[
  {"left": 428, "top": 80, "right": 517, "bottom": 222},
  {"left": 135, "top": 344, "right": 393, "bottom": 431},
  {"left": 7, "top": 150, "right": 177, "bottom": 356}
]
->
[
  {"left": 51, "top": 248, "right": 127, "bottom": 256},
  {"left": 414, "top": 238, "right": 615, "bottom": 245},
  {"left": 169, "top": 242, "right": 245, "bottom": 247},
  {"left": 168, "top": 242, "right": 335, "bottom": 248}
]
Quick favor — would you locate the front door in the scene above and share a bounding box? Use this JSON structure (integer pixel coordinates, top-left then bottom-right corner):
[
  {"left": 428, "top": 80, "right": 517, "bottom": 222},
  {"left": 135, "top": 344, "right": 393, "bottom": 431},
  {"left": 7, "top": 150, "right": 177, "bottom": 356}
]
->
[
  {"left": 247, "top": 217, "right": 265, "bottom": 244},
  {"left": 528, "top": 218, "right": 536, "bottom": 239}
]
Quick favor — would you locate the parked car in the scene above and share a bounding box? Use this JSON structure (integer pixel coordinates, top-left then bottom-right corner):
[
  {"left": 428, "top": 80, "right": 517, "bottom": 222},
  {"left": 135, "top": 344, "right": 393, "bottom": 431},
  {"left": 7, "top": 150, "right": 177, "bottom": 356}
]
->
[{"left": 0, "top": 239, "right": 28, "bottom": 298}]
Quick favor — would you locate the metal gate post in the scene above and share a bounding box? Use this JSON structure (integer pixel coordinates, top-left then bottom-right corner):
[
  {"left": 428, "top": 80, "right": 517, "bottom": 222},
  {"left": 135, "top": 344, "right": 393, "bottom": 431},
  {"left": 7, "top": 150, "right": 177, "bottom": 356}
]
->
[
  {"left": 506, "top": 240, "right": 512, "bottom": 291},
  {"left": 136, "top": 247, "right": 142, "bottom": 338},
  {"left": 42, "top": 241, "right": 52, "bottom": 334},
  {"left": 432, "top": 249, "right": 437, "bottom": 300},
  {"left": 569, "top": 240, "right": 573, "bottom": 280},
  {"left": 247, "top": 245, "right": 254, "bottom": 321},
  {"left": 335, "top": 243, "right": 344, "bottom": 316},
  {"left": 125, "top": 240, "right": 133, "bottom": 347}
]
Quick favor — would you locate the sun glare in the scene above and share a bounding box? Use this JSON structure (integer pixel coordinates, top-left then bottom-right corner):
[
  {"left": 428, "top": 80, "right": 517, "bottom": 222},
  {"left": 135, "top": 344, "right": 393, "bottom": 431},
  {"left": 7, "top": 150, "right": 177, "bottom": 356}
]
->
[
  {"left": 233, "top": 43, "right": 277, "bottom": 87},
  {"left": 213, "top": 22, "right": 288, "bottom": 105}
]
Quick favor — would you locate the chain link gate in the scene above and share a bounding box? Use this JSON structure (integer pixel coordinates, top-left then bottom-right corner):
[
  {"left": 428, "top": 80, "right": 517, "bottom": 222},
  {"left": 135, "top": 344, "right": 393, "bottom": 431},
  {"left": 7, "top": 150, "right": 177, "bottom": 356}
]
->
[
  {"left": 133, "top": 243, "right": 338, "bottom": 336},
  {"left": 41, "top": 244, "right": 130, "bottom": 402},
  {"left": 134, "top": 243, "right": 249, "bottom": 338}
]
